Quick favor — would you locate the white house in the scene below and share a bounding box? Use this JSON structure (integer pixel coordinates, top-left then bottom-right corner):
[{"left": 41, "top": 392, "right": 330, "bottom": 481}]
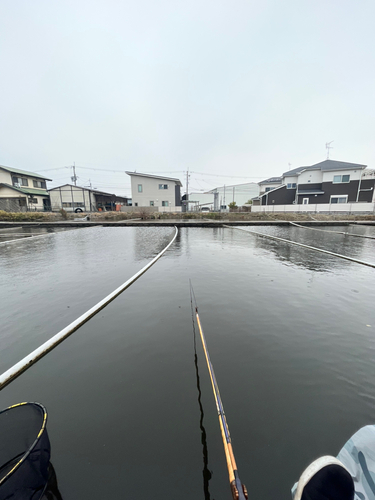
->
[
  {"left": 126, "top": 172, "right": 182, "bottom": 211},
  {"left": 0, "top": 165, "right": 51, "bottom": 212}
]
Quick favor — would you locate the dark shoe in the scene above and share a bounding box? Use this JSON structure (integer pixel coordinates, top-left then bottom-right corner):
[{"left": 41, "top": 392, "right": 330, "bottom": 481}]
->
[{"left": 294, "top": 456, "right": 354, "bottom": 500}]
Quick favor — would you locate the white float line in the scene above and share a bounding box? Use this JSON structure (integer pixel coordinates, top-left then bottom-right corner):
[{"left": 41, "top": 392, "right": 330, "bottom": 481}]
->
[
  {"left": 224, "top": 225, "right": 375, "bottom": 269},
  {"left": 0, "top": 226, "right": 98, "bottom": 246},
  {"left": 0, "top": 226, "right": 178, "bottom": 390},
  {"left": 289, "top": 221, "right": 375, "bottom": 240}
]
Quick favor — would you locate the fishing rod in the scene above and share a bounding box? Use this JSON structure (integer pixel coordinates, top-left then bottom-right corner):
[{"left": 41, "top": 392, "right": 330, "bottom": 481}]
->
[{"left": 190, "top": 283, "right": 248, "bottom": 500}]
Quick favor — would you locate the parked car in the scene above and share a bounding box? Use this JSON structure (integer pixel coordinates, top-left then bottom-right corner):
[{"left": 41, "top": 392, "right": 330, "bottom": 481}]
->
[{"left": 200, "top": 207, "right": 210, "bottom": 212}]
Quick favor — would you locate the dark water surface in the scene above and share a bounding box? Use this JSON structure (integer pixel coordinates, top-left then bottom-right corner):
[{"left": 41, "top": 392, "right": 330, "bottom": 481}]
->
[{"left": 0, "top": 226, "right": 374, "bottom": 500}]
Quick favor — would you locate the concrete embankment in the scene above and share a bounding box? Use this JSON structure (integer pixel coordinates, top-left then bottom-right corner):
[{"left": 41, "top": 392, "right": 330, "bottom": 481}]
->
[{"left": 1, "top": 219, "right": 375, "bottom": 228}]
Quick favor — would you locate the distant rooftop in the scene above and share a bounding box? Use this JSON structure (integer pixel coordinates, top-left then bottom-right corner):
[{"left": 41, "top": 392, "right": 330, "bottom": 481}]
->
[
  {"left": 259, "top": 177, "right": 282, "bottom": 185},
  {"left": 283, "top": 160, "right": 367, "bottom": 177},
  {"left": 0, "top": 164, "right": 52, "bottom": 181},
  {"left": 49, "top": 183, "right": 128, "bottom": 199},
  {"left": 125, "top": 171, "right": 182, "bottom": 186}
]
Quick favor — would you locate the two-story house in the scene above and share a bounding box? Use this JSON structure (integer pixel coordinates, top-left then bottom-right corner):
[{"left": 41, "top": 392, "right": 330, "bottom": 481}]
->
[
  {"left": 258, "top": 160, "right": 375, "bottom": 206},
  {"left": 126, "top": 172, "right": 182, "bottom": 209},
  {"left": 0, "top": 165, "right": 51, "bottom": 212}
]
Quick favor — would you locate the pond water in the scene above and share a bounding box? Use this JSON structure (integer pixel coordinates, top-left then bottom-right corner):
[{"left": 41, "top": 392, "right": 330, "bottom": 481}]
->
[{"left": 0, "top": 225, "right": 374, "bottom": 500}]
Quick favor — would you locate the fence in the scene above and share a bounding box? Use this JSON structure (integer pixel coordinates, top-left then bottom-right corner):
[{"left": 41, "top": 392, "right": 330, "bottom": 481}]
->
[
  {"left": 252, "top": 202, "right": 375, "bottom": 214},
  {"left": 0, "top": 198, "right": 27, "bottom": 212},
  {"left": 120, "top": 206, "right": 182, "bottom": 213}
]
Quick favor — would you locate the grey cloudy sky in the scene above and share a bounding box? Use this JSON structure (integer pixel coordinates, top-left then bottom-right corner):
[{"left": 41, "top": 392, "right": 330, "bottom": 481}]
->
[{"left": 1, "top": 0, "right": 374, "bottom": 197}]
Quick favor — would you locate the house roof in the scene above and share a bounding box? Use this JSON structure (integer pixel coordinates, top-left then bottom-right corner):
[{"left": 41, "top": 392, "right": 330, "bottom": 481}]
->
[
  {"left": 312, "top": 159, "right": 367, "bottom": 171},
  {"left": 0, "top": 183, "right": 50, "bottom": 196},
  {"left": 258, "top": 177, "right": 282, "bottom": 185},
  {"left": 125, "top": 171, "right": 182, "bottom": 186},
  {"left": 0, "top": 165, "right": 52, "bottom": 181},
  {"left": 283, "top": 166, "right": 311, "bottom": 177},
  {"left": 283, "top": 160, "right": 366, "bottom": 177},
  {"left": 48, "top": 184, "right": 129, "bottom": 199}
]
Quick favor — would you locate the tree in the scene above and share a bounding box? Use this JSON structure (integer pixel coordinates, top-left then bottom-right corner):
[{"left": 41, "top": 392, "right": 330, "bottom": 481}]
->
[
  {"left": 228, "top": 201, "right": 237, "bottom": 209},
  {"left": 245, "top": 199, "right": 253, "bottom": 205}
]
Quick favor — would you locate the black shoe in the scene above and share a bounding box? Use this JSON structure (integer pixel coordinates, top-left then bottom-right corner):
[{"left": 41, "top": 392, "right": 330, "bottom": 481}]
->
[{"left": 294, "top": 456, "right": 354, "bottom": 500}]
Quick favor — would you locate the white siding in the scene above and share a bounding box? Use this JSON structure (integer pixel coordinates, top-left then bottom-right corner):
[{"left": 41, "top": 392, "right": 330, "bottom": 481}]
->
[
  {"left": 283, "top": 175, "right": 298, "bottom": 185},
  {"left": 0, "top": 170, "right": 11, "bottom": 184},
  {"left": 130, "top": 175, "right": 178, "bottom": 207},
  {"left": 49, "top": 186, "right": 95, "bottom": 211},
  {"left": 209, "top": 183, "right": 259, "bottom": 206},
  {"left": 322, "top": 169, "right": 362, "bottom": 182},
  {"left": 260, "top": 182, "right": 282, "bottom": 194},
  {"left": 298, "top": 169, "right": 322, "bottom": 184}
]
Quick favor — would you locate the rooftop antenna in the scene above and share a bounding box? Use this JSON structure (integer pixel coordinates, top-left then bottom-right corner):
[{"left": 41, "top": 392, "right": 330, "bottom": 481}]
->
[{"left": 326, "top": 141, "right": 334, "bottom": 160}]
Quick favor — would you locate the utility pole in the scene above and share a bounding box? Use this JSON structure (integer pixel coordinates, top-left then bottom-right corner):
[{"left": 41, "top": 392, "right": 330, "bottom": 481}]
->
[
  {"left": 71, "top": 162, "right": 77, "bottom": 186},
  {"left": 186, "top": 169, "right": 190, "bottom": 211}
]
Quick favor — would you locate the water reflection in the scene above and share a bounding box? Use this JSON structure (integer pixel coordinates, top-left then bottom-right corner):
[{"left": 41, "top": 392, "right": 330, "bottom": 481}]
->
[
  {"left": 133, "top": 227, "right": 178, "bottom": 261},
  {"left": 234, "top": 227, "right": 370, "bottom": 272},
  {"left": 191, "top": 292, "right": 212, "bottom": 500}
]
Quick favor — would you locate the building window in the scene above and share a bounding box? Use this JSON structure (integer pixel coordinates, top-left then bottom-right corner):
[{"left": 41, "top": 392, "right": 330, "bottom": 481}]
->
[
  {"left": 33, "top": 180, "right": 46, "bottom": 189},
  {"left": 138, "top": 184, "right": 142, "bottom": 193},
  {"left": 28, "top": 197, "right": 38, "bottom": 204},
  {"left": 12, "top": 176, "right": 28, "bottom": 187},
  {"left": 330, "top": 195, "right": 348, "bottom": 204},
  {"left": 162, "top": 201, "right": 169, "bottom": 206},
  {"left": 302, "top": 198, "right": 309, "bottom": 204},
  {"left": 287, "top": 183, "right": 296, "bottom": 189},
  {"left": 150, "top": 201, "right": 154, "bottom": 206},
  {"left": 265, "top": 187, "right": 271, "bottom": 192},
  {"left": 333, "top": 175, "right": 350, "bottom": 183},
  {"left": 134, "top": 202, "right": 138, "bottom": 207},
  {"left": 159, "top": 184, "right": 168, "bottom": 190}
]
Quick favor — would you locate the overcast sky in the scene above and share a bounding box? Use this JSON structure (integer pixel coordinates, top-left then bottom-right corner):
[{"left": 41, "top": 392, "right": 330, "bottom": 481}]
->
[{"left": 1, "top": 0, "right": 374, "bottom": 196}]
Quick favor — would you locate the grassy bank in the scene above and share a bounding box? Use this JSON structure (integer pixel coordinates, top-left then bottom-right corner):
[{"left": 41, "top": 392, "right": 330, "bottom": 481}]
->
[{"left": 1, "top": 210, "right": 374, "bottom": 223}]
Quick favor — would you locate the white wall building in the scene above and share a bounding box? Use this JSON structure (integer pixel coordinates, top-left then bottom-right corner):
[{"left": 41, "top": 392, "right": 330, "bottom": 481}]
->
[
  {"left": 49, "top": 184, "right": 129, "bottom": 212},
  {"left": 206, "top": 182, "right": 259, "bottom": 209},
  {"left": 126, "top": 172, "right": 182, "bottom": 210},
  {"left": 0, "top": 165, "right": 51, "bottom": 212}
]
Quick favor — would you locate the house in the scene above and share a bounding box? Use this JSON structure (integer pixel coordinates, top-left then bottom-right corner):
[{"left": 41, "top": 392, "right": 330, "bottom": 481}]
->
[
  {"left": 0, "top": 165, "right": 52, "bottom": 212},
  {"left": 48, "top": 184, "right": 130, "bottom": 212},
  {"left": 258, "top": 160, "right": 375, "bottom": 206},
  {"left": 125, "top": 172, "right": 182, "bottom": 210},
  {"left": 258, "top": 177, "right": 282, "bottom": 195}
]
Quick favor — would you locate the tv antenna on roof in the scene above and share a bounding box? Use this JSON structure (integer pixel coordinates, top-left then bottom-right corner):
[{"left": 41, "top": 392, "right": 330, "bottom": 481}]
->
[{"left": 326, "top": 141, "right": 334, "bottom": 159}]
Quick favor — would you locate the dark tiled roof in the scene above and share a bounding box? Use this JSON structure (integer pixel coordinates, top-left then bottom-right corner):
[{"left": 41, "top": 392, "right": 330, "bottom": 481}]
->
[
  {"left": 283, "top": 166, "right": 312, "bottom": 176},
  {"left": 259, "top": 177, "right": 282, "bottom": 184},
  {"left": 311, "top": 160, "right": 366, "bottom": 171}
]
